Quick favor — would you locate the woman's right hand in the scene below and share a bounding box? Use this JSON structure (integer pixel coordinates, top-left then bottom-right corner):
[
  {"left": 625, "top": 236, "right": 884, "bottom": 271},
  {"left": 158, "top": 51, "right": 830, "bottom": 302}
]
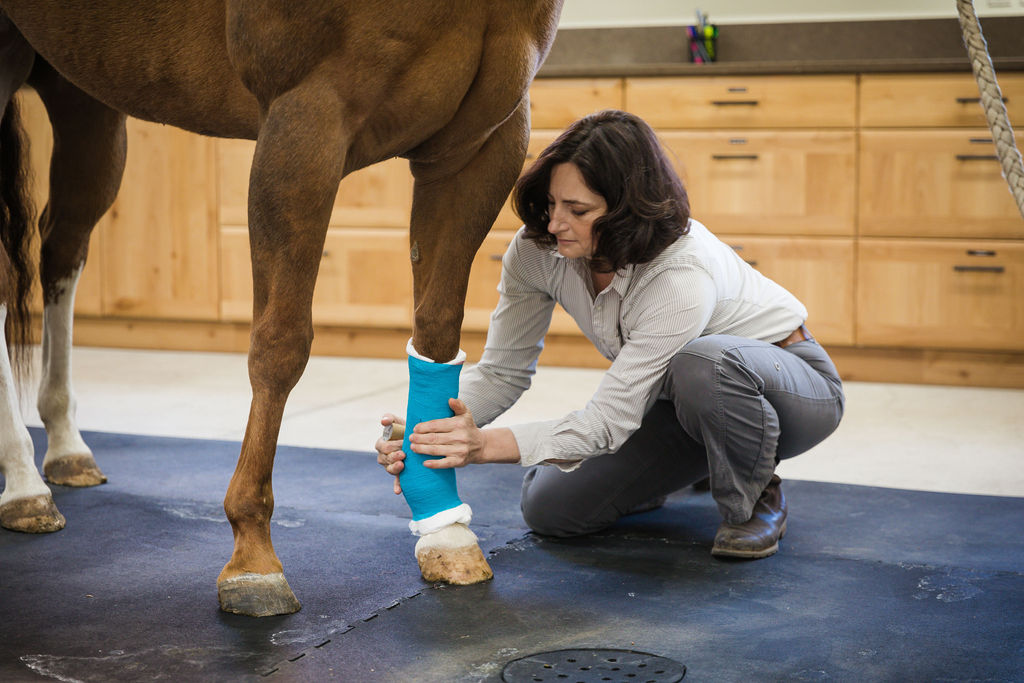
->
[{"left": 375, "top": 413, "right": 406, "bottom": 495}]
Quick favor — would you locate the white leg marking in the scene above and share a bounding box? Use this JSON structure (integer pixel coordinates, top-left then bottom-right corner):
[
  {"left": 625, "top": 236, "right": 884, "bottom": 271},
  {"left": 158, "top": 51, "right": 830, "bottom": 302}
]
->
[
  {"left": 38, "top": 268, "right": 93, "bottom": 469},
  {"left": 0, "top": 304, "right": 50, "bottom": 506}
]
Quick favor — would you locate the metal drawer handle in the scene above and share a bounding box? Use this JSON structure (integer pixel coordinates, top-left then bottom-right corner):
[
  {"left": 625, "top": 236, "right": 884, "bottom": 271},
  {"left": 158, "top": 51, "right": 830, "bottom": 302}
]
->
[
  {"left": 955, "top": 154, "right": 999, "bottom": 161},
  {"left": 966, "top": 249, "right": 997, "bottom": 256},
  {"left": 729, "top": 244, "right": 744, "bottom": 251},
  {"left": 969, "top": 138, "right": 993, "bottom": 144},
  {"left": 712, "top": 154, "right": 759, "bottom": 161},
  {"left": 744, "top": 260, "right": 758, "bottom": 267},
  {"left": 711, "top": 100, "right": 759, "bottom": 106},
  {"left": 953, "top": 265, "right": 1005, "bottom": 273},
  {"left": 956, "top": 96, "right": 1008, "bottom": 104},
  {"left": 489, "top": 254, "right": 503, "bottom": 261}
]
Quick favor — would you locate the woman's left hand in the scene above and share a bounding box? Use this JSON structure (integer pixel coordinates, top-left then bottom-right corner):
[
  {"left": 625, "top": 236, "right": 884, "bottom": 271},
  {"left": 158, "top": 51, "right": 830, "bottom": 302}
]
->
[{"left": 409, "top": 398, "right": 484, "bottom": 469}]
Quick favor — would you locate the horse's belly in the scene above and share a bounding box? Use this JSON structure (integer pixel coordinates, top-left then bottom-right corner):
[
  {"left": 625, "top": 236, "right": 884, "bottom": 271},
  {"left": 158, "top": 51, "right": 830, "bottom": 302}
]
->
[{"left": 4, "top": 0, "right": 260, "bottom": 138}]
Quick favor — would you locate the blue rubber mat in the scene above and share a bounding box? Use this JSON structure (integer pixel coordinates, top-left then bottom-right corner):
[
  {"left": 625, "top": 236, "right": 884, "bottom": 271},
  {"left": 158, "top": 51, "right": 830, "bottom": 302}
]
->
[{"left": 1, "top": 429, "right": 1022, "bottom": 681}]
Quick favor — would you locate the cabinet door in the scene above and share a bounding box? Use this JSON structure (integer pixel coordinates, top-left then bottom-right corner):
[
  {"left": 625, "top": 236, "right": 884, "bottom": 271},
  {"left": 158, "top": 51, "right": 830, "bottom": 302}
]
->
[
  {"left": 529, "top": 78, "right": 624, "bottom": 129},
  {"left": 218, "top": 139, "right": 414, "bottom": 228},
  {"left": 723, "top": 236, "right": 855, "bottom": 345},
  {"left": 100, "top": 119, "right": 220, "bottom": 319},
  {"left": 462, "top": 230, "right": 577, "bottom": 335},
  {"left": 860, "top": 130, "right": 1023, "bottom": 239},
  {"left": 626, "top": 75, "right": 857, "bottom": 128},
  {"left": 857, "top": 239, "right": 1024, "bottom": 351},
  {"left": 220, "top": 226, "right": 413, "bottom": 327},
  {"left": 860, "top": 73, "right": 1024, "bottom": 128},
  {"left": 311, "top": 228, "right": 413, "bottom": 326},
  {"left": 18, "top": 89, "right": 103, "bottom": 315},
  {"left": 661, "top": 131, "right": 856, "bottom": 236}
]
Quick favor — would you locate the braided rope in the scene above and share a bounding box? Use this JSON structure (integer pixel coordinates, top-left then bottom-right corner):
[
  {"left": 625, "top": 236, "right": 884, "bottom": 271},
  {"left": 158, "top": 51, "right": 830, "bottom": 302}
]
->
[{"left": 957, "top": 0, "right": 1024, "bottom": 220}]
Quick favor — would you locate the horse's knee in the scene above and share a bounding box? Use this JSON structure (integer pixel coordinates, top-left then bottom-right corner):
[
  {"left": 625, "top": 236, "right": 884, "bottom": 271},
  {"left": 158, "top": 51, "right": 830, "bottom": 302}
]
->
[{"left": 248, "top": 318, "right": 312, "bottom": 395}]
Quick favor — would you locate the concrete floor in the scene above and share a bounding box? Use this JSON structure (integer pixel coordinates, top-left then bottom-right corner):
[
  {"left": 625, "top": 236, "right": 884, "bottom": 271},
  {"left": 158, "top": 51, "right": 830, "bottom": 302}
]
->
[{"left": 17, "top": 346, "right": 1024, "bottom": 499}]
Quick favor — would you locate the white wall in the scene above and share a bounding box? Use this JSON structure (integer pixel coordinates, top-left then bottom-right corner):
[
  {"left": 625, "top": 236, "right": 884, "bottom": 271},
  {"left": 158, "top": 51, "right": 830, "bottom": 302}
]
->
[{"left": 558, "top": 0, "right": 1024, "bottom": 28}]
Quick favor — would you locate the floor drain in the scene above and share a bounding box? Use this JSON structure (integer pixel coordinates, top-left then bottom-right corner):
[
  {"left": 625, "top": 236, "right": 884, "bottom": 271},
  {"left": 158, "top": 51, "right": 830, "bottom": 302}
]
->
[{"left": 501, "top": 648, "right": 685, "bottom": 683}]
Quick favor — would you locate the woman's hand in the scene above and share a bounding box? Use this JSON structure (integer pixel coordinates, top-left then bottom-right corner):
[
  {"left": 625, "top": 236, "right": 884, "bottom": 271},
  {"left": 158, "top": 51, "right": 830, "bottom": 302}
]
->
[
  {"left": 375, "top": 413, "right": 406, "bottom": 495},
  {"left": 409, "top": 398, "right": 485, "bottom": 469}
]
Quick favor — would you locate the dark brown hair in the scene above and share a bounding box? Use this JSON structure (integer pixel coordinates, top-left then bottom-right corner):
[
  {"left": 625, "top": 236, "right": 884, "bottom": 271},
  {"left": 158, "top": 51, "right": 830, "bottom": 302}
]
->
[{"left": 513, "top": 109, "right": 690, "bottom": 273}]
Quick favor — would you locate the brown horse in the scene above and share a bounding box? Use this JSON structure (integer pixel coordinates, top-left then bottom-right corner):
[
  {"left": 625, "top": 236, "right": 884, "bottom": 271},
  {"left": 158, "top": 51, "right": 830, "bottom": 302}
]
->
[{"left": 0, "top": 1, "right": 563, "bottom": 616}]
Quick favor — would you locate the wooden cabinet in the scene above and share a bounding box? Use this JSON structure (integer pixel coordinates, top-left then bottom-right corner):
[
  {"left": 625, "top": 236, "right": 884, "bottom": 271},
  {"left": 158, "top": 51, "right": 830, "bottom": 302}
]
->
[
  {"left": 100, "top": 119, "right": 220, "bottom": 320},
  {"left": 857, "top": 239, "right": 1024, "bottom": 351},
  {"left": 632, "top": 75, "right": 858, "bottom": 350},
  {"left": 860, "top": 130, "right": 1023, "bottom": 239},
  {"left": 661, "top": 131, "right": 856, "bottom": 236},
  {"left": 220, "top": 226, "right": 413, "bottom": 327},
  {"left": 723, "top": 237, "right": 855, "bottom": 345},
  {"left": 860, "top": 73, "right": 1024, "bottom": 128},
  {"left": 462, "top": 230, "right": 576, "bottom": 336},
  {"left": 218, "top": 139, "right": 414, "bottom": 229},
  {"left": 626, "top": 75, "right": 857, "bottom": 128},
  {"left": 17, "top": 70, "right": 1024, "bottom": 384},
  {"left": 858, "top": 72, "right": 1024, "bottom": 355},
  {"left": 528, "top": 78, "right": 624, "bottom": 129}
]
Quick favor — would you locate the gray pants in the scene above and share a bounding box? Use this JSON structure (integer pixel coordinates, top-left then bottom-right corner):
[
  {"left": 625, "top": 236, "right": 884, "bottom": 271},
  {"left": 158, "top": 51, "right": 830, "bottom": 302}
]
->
[{"left": 520, "top": 334, "right": 845, "bottom": 534}]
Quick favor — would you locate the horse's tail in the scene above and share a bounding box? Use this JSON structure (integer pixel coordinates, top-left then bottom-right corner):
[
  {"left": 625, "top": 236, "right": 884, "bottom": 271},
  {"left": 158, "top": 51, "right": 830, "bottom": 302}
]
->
[{"left": 0, "top": 94, "right": 37, "bottom": 375}]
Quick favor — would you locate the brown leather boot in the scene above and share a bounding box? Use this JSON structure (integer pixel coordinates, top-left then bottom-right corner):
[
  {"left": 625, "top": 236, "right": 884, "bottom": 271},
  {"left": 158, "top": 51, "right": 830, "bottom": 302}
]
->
[{"left": 711, "top": 474, "right": 787, "bottom": 559}]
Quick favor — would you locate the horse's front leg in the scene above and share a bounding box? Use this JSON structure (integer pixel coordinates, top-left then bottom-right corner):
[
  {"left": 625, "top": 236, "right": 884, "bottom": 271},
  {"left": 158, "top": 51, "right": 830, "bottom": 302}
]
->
[
  {"left": 402, "top": 101, "right": 530, "bottom": 584},
  {"left": 216, "top": 81, "right": 346, "bottom": 617}
]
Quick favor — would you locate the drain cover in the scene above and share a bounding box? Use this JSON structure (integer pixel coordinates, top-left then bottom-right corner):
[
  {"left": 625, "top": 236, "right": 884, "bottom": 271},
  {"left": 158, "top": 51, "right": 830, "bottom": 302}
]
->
[{"left": 501, "top": 648, "right": 685, "bottom": 683}]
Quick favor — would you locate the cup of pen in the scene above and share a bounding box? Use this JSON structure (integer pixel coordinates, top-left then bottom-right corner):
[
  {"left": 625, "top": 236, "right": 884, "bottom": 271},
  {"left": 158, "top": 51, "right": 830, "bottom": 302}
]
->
[{"left": 687, "top": 24, "right": 718, "bottom": 64}]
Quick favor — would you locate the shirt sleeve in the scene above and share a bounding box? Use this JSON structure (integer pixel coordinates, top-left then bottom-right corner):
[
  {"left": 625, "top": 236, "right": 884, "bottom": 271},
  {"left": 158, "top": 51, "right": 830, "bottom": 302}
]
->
[
  {"left": 510, "top": 265, "right": 718, "bottom": 468},
  {"left": 459, "top": 236, "right": 556, "bottom": 428}
]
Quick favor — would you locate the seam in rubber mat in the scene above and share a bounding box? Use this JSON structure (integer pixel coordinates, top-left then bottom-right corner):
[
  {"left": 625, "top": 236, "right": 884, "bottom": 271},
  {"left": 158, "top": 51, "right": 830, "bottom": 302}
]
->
[{"left": 259, "top": 533, "right": 533, "bottom": 677}]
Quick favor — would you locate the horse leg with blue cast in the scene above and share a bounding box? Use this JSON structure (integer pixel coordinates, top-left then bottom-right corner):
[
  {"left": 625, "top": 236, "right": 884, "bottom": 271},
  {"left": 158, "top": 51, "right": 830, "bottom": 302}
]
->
[{"left": 398, "top": 340, "right": 493, "bottom": 584}]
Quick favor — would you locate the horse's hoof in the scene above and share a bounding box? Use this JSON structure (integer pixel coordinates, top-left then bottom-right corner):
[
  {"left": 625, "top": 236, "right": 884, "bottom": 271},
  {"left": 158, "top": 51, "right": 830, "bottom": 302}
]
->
[
  {"left": 415, "top": 523, "right": 494, "bottom": 585},
  {"left": 44, "top": 455, "right": 107, "bottom": 487},
  {"left": 218, "top": 572, "right": 302, "bottom": 617},
  {"left": 0, "top": 494, "right": 66, "bottom": 533}
]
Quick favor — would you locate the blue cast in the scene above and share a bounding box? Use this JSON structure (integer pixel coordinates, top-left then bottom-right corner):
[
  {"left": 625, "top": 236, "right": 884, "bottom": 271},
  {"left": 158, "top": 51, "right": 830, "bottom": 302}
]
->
[{"left": 400, "top": 354, "right": 464, "bottom": 521}]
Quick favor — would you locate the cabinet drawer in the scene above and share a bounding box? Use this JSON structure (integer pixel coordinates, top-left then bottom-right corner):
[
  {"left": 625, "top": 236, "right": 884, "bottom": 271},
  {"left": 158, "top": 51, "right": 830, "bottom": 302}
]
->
[
  {"left": 723, "top": 236, "right": 854, "bottom": 345},
  {"left": 529, "top": 78, "right": 624, "bottom": 129},
  {"left": 857, "top": 239, "right": 1024, "bottom": 351},
  {"left": 661, "top": 131, "right": 856, "bottom": 236},
  {"left": 860, "top": 73, "right": 1024, "bottom": 128},
  {"left": 859, "top": 130, "right": 1023, "bottom": 239},
  {"left": 463, "top": 231, "right": 578, "bottom": 336},
  {"left": 220, "top": 226, "right": 413, "bottom": 327},
  {"left": 625, "top": 75, "right": 857, "bottom": 128},
  {"left": 218, "top": 140, "right": 413, "bottom": 228}
]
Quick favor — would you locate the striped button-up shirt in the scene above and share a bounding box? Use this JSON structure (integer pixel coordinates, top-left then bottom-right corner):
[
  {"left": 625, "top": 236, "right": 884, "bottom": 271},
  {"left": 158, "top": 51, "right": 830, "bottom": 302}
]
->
[{"left": 459, "top": 219, "right": 807, "bottom": 468}]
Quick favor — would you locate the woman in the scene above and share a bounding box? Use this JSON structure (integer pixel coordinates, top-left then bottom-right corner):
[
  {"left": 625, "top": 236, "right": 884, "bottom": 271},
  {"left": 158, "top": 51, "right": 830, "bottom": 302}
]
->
[{"left": 377, "top": 109, "right": 844, "bottom": 559}]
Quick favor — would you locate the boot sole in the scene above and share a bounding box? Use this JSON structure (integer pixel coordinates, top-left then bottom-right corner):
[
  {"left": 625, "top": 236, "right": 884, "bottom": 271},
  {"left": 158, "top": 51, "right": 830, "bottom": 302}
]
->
[{"left": 711, "top": 519, "right": 787, "bottom": 559}]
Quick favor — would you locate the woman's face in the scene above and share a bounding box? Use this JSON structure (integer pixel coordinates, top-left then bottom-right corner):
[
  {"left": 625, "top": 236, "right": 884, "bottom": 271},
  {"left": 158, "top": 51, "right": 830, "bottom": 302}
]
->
[{"left": 547, "top": 162, "right": 607, "bottom": 259}]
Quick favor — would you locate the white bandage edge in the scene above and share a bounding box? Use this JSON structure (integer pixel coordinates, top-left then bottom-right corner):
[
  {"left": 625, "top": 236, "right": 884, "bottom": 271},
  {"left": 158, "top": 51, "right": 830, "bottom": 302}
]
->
[
  {"left": 408, "top": 502, "right": 473, "bottom": 536},
  {"left": 406, "top": 339, "right": 466, "bottom": 366}
]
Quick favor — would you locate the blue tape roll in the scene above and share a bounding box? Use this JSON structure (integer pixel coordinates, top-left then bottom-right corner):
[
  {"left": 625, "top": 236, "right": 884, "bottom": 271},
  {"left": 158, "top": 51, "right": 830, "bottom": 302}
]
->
[{"left": 400, "top": 354, "right": 464, "bottom": 521}]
